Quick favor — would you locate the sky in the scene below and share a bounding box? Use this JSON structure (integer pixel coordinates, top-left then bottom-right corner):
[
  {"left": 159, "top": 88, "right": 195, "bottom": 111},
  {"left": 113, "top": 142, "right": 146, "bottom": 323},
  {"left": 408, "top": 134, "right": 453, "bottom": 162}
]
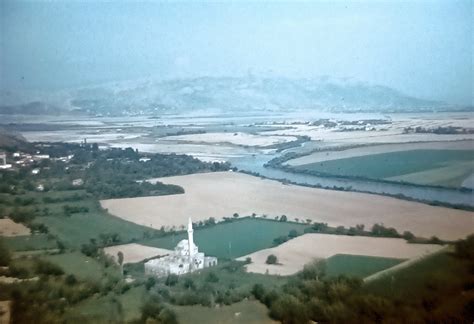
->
[{"left": 0, "top": 0, "right": 472, "bottom": 105}]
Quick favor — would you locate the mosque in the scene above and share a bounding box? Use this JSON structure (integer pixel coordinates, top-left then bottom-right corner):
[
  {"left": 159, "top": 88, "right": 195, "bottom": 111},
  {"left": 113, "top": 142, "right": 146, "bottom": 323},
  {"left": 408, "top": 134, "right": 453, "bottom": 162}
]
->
[{"left": 144, "top": 218, "right": 218, "bottom": 277}]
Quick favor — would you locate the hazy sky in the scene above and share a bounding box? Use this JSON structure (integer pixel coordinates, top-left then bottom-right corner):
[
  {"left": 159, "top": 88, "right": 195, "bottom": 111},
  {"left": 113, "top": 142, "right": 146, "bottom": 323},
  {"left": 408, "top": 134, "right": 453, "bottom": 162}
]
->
[{"left": 1, "top": 0, "right": 472, "bottom": 105}]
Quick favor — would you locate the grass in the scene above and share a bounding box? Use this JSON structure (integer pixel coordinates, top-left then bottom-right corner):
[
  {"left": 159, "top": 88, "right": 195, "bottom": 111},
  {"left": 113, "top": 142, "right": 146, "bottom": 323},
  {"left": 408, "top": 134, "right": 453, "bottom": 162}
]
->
[
  {"left": 66, "top": 286, "right": 147, "bottom": 323},
  {"left": 295, "top": 149, "right": 473, "bottom": 188},
  {"left": 116, "top": 286, "right": 147, "bottom": 322},
  {"left": 172, "top": 299, "right": 274, "bottom": 324},
  {"left": 325, "top": 254, "right": 404, "bottom": 278},
  {"left": 140, "top": 217, "right": 310, "bottom": 259},
  {"left": 64, "top": 294, "right": 123, "bottom": 324},
  {"left": 3, "top": 234, "right": 58, "bottom": 251}
]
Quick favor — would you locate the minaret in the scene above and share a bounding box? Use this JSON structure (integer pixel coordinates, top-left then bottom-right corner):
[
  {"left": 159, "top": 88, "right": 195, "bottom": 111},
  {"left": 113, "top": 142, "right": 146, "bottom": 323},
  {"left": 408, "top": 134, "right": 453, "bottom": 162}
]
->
[{"left": 187, "top": 218, "right": 194, "bottom": 256}]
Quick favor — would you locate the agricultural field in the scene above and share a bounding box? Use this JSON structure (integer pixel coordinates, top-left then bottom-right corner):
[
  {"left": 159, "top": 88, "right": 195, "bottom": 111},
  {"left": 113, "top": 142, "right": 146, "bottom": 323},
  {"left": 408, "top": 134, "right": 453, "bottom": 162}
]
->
[
  {"left": 237, "top": 234, "right": 443, "bottom": 276},
  {"left": 162, "top": 132, "right": 296, "bottom": 147},
  {"left": 293, "top": 149, "right": 473, "bottom": 188},
  {"left": 140, "top": 218, "right": 309, "bottom": 259},
  {"left": 103, "top": 243, "right": 172, "bottom": 264},
  {"left": 285, "top": 140, "right": 474, "bottom": 166},
  {"left": 102, "top": 172, "right": 474, "bottom": 240},
  {"left": 0, "top": 218, "right": 30, "bottom": 237},
  {"left": 173, "top": 300, "right": 276, "bottom": 324},
  {"left": 363, "top": 247, "right": 471, "bottom": 299},
  {"left": 325, "top": 254, "right": 404, "bottom": 278}
]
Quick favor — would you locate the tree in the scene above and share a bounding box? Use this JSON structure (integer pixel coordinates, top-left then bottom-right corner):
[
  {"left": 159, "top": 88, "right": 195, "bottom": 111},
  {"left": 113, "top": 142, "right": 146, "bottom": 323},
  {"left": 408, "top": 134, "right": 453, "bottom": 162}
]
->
[
  {"left": 183, "top": 277, "right": 195, "bottom": 290},
  {"left": 233, "top": 213, "right": 239, "bottom": 218},
  {"left": 158, "top": 308, "right": 178, "bottom": 324},
  {"left": 266, "top": 254, "right": 278, "bottom": 265},
  {"left": 402, "top": 231, "right": 415, "bottom": 241},
  {"left": 206, "top": 272, "right": 219, "bottom": 283},
  {"left": 252, "top": 283, "right": 266, "bottom": 301},
  {"left": 145, "top": 277, "right": 156, "bottom": 290},
  {"left": 312, "top": 222, "right": 328, "bottom": 232},
  {"left": 280, "top": 215, "right": 288, "bottom": 222},
  {"left": 270, "top": 294, "right": 309, "bottom": 324},
  {"left": 288, "top": 229, "right": 298, "bottom": 238},
  {"left": 300, "top": 260, "right": 326, "bottom": 281},
  {"left": 0, "top": 239, "right": 11, "bottom": 266},
  {"left": 165, "top": 274, "right": 179, "bottom": 286},
  {"left": 454, "top": 234, "right": 474, "bottom": 259},
  {"left": 117, "top": 251, "right": 124, "bottom": 275},
  {"left": 34, "top": 259, "right": 64, "bottom": 276}
]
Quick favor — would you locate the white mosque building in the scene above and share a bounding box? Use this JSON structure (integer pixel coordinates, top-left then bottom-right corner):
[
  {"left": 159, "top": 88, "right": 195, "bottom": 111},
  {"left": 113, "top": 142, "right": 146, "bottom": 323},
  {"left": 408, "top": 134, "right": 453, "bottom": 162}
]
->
[{"left": 144, "top": 218, "right": 218, "bottom": 277}]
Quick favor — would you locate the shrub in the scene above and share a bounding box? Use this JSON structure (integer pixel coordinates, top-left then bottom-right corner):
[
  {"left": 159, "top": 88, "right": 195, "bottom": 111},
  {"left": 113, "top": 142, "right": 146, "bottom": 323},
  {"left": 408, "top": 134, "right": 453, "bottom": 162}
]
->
[
  {"left": 183, "top": 277, "right": 195, "bottom": 290},
  {"left": 0, "top": 239, "right": 11, "bottom": 266},
  {"left": 402, "top": 231, "right": 415, "bottom": 240},
  {"left": 34, "top": 259, "right": 64, "bottom": 276},
  {"left": 252, "top": 283, "right": 266, "bottom": 301},
  {"left": 145, "top": 277, "right": 157, "bottom": 290},
  {"left": 288, "top": 229, "right": 298, "bottom": 238},
  {"left": 266, "top": 254, "right": 278, "bottom": 265},
  {"left": 65, "top": 274, "right": 77, "bottom": 285},
  {"left": 206, "top": 272, "right": 219, "bottom": 283},
  {"left": 165, "top": 274, "right": 179, "bottom": 286}
]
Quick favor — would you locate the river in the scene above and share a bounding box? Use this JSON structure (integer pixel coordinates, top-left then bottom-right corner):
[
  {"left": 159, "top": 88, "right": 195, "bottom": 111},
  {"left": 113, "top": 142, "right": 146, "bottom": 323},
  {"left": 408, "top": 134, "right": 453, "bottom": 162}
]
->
[{"left": 230, "top": 153, "right": 474, "bottom": 208}]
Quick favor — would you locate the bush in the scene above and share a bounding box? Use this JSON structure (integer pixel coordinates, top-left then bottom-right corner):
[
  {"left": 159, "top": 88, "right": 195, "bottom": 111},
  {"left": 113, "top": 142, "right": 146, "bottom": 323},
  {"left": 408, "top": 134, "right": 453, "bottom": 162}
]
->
[
  {"left": 266, "top": 254, "right": 278, "bottom": 265},
  {"left": 273, "top": 235, "right": 288, "bottom": 245},
  {"left": 402, "top": 231, "right": 415, "bottom": 240},
  {"left": 10, "top": 207, "right": 35, "bottom": 223},
  {"left": 0, "top": 239, "right": 11, "bottom": 266},
  {"left": 270, "top": 294, "right": 309, "bottom": 324},
  {"left": 455, "top": 234, "right": 474, "bottom": 259},
  {"left": 165, "top": 274, "right": 179, "bottom": 286},
  {"left": 65, "top": 274, "right": 77, "bottom": 285},
  {"left": 252, "top": 283, "right": 266, "bottom": 301},
  {"left": 145, "top": 277, "right": 157, "bottom": 290},
  {"left": 288, "top": 229, "right": 298, "bottom": 238},
  {"left": 183, "top": 277, "right": 195, "bottom": 290},
  {"left": 205, "top": 272, "right": 219, "bottom": 283},
  {"left": 34, "top": 259, "right": 64, "bottom": 276}
]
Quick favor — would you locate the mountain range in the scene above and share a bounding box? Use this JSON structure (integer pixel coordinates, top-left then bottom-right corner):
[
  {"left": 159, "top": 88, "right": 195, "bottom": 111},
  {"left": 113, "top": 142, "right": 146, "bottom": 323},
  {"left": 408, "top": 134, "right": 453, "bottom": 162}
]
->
[{"left": 0, "top": 77, "right": 453, "bottom": 116}]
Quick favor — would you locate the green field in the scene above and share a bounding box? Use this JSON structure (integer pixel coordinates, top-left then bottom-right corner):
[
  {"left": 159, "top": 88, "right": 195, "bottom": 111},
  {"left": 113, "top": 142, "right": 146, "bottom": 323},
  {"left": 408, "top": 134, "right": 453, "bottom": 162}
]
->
[
  {"left": 325, "top": 254, "right": 404, "bottom": 278},
  {"left": 141, "top": 218, "right": 310, "bottom": 259},
  {"left": 363, "top": 249, "right": 468, "bottom": 299},
  {"left": 33, "top": 201, "right": 155, "bottom": 248},
  {"left": 173, "top": 300, "right": 274, "bottom": 324},
  {"left": 4, "top": 234, "right": 58, "bottom": 251},
  {"left": 42, "top": 252, "right": 119, "bottom": 281},
  {"left": 65, "top": 286, "right": 146, "bottom": 323},
  {"left": 295, "top": 149, "right": 473, "bottom": 188}
]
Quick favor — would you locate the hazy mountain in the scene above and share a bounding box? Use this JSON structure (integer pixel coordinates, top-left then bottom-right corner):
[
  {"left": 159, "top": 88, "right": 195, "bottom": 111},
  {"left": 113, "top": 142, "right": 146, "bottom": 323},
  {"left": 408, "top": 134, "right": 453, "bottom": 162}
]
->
[{"left": 1, "top": 77, "right": 449, "bottom": 116}]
